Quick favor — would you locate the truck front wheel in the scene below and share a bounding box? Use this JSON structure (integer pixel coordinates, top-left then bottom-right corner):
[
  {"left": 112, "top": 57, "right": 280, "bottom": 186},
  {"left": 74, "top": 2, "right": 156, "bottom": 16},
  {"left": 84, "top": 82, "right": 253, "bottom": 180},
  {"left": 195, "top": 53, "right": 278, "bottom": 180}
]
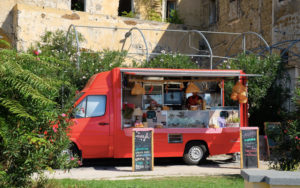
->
[
  {"left": 62, "top": 143, "right": 83, "bottom": 166},
  {"left": 183, "top": 144, "right": 207, "bottom": 165}
]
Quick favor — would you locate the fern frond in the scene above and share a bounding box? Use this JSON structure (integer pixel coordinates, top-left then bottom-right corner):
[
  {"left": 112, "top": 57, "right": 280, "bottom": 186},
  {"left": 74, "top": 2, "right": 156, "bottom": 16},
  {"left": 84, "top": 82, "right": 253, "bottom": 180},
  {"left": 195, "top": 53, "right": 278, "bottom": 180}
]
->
[
  {"left": 2, "top": 74, "right": 57, "bottom": 108},
  {"left": 0, "top": 97, "right": 36, "bottom": 121},
  {"left": 5, "top": 61, "right": 57, "bottom": 95}
]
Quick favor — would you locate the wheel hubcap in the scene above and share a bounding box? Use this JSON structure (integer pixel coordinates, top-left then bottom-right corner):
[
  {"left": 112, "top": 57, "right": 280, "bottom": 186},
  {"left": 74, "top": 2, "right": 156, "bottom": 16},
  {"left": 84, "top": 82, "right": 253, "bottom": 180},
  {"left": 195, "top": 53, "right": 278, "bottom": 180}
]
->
[{"left": 189, "top": 147, "right": 203, "bottom": 161}]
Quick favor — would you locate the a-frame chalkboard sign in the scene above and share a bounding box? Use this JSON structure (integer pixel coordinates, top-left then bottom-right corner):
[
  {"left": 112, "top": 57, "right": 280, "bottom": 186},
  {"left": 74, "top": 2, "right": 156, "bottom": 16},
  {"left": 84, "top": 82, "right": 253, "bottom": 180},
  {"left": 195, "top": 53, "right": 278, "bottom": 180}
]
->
[
  {"left": 132, "top": 128, "right": 154, "bottom": 171},
  {"left": 240, "top": 127, "right": 259, "bottom": 169}
]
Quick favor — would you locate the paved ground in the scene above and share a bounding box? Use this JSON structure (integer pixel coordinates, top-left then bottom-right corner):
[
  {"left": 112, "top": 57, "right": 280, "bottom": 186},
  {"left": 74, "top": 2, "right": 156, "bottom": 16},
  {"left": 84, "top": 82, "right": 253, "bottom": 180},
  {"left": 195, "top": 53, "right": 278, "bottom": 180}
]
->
[{"left": 43, "top": 155, "right": 269, "bottom": 180}]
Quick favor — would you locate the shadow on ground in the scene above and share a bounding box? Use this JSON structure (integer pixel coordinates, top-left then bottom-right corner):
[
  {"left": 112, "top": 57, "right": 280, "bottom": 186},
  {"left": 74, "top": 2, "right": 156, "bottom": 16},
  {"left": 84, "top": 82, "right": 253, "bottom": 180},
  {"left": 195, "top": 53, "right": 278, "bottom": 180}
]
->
[{"left": 82, "top": 155, "right": 237, "bottom": 168}]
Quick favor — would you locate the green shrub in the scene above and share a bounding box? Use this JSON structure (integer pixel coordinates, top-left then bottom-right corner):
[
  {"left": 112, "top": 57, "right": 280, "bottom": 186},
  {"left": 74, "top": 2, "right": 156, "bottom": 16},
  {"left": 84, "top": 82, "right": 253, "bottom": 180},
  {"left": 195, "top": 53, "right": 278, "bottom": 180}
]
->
[
  {"left": 121, "top": 11, "right": 136, "bottom": 18},
  {"left": 0, "top": 39, "right": 11, "bottom": 49},
  {"left": 268, "top": 77, "right": 300, "bottom": 171},
  {"left": 0, "top": 49, "right": 78, "bottom": 187},
  {"left": 268, "top": 119, "right": 300, "bottom": 171},
  {"left": 147, "top": 9, "right": 162, "bottom": 22},
  {"left": 167, "top": 9, "right": 184, "bottom": 24},
  {"left": 32, "top": 30, "right": 127, "bottom": 90},
  {"left": 220, "top": 54, "right": 281, "bottom": 114}
]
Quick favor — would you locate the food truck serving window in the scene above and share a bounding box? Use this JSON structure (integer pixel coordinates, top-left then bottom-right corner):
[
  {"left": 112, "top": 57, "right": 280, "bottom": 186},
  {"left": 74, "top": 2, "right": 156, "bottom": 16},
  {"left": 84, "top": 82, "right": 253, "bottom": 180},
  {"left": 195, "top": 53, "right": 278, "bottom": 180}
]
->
[
  {"left": 74, "top": 95, "right": 107, "bottom": 118},
  {"left": 120, "top": 69, "right": 250, "bottom": 129}
]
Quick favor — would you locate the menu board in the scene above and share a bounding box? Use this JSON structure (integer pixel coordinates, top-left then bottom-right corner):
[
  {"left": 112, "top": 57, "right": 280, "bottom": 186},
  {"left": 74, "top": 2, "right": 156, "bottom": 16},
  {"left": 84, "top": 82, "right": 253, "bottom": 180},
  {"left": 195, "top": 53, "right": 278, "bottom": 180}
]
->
[
  {"left": 264, "top": 122, "right": 281, "bottom": 159},
  {"left": 132, "top": 128, "right": 154, "bottom": 171},
  {"left": 240, "top": 128, "right": 259, "bottom": 168}
]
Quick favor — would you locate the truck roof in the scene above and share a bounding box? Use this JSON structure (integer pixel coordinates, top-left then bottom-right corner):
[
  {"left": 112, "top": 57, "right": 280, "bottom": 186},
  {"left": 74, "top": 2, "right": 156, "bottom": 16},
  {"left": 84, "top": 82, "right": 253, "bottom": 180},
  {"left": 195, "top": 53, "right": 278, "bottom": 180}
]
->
[
  {"left": 118, "top": 67, "right": 259, "bottom": 77},
  {"left": 82, "top": 67, "right": 259, "bottom": 92}
]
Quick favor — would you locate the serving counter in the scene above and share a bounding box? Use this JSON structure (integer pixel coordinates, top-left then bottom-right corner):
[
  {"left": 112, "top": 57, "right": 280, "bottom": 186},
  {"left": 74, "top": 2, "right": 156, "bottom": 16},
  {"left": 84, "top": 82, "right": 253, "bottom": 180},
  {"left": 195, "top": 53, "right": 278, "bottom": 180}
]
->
[{"left": 143, "top": 109, "right": 239, "bottom": 128}]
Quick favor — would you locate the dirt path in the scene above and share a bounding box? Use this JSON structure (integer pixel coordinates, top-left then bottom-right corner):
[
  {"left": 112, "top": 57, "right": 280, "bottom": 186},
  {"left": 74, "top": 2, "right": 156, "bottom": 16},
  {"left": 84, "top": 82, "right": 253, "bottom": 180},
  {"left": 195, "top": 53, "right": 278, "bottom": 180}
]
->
[{"left": 43, "top": 156, "right": 269, "bottom": 180}]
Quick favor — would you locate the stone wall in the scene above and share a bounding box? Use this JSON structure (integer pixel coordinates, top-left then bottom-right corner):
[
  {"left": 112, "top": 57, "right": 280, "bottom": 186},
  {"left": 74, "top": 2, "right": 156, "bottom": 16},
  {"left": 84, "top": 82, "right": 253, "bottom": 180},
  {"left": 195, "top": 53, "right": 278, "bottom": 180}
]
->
[
  {"left": 273, "top": 0, "right": 300, "bottom": 62},
  {"left": 0, "top": 0, "right": 120, "bottom": 46},
  {"left": 177, "top": 0, "right": 202, "bottom": 27},
  {"left": 13, "top": 3, "right": 189, "bottom": 55},
  {"left": 273, "top": 0, "right": 300, "bottom": 111},
  {"left": 85, "top": 0, "right": 119, "bottom": 16},
  {"left": 206, "top": 0, "right": 273, "bottom": 57}
]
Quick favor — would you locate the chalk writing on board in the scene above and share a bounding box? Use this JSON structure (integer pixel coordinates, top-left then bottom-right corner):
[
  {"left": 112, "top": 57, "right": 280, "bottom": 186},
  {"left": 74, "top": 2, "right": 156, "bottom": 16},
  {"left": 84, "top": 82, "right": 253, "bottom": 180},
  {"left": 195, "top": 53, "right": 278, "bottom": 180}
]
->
[
  {"left": 241, "top": 128, "right": 259, "bottom": 168},
  {"left": 133, "top": 130, "right": 153, "bottom": 171}
]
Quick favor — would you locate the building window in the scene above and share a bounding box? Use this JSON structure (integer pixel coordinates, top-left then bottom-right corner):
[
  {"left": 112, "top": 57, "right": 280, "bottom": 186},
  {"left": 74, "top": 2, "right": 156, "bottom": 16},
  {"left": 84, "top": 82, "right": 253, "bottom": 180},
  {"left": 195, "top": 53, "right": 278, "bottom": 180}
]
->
[
  {"left": 71, "top": 0, "right": 85, "bottom": 11},
  {"left": 166, "top": 0, "right": 176, "bottom": 19},
  {"left": 280, "top": 49, "right": 289, "bottom": 64},
  {"left": 118, "top": 0, "right": 133, "bottom": 16},
  {"left": 228, "top": 0, "right": 240, "bottom": 21},
  {"left": 209, "top": 0, "right": 217, "bottom": 24}
]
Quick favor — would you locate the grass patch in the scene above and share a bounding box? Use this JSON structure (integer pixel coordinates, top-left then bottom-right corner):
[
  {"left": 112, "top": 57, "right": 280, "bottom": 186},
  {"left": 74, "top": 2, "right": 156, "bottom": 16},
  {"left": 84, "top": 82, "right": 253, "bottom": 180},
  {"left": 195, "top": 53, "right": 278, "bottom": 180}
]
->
[{"left": 46, "top": 175, "right": 244, "bottom": 188}]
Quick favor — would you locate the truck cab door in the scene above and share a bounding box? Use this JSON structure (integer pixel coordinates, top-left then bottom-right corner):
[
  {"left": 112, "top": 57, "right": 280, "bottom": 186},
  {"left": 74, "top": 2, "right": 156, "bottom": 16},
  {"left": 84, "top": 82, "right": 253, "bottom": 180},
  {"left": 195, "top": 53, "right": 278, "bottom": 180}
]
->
[{"left": 70, "top": 94, "right": 110, "bottom": 158}]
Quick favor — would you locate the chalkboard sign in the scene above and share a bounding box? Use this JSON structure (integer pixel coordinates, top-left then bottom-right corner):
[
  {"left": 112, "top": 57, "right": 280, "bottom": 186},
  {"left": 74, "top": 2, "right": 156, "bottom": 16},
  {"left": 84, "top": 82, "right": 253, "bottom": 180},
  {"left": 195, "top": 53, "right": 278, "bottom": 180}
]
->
[
  {"left": 240, "top": 127, "right": 259, "bottom": 169},
  {"left": 132, "top": 128, "right": 154, "bottom": 171},
  {"left": 264, "top": 122, "right": 281, "bottom": 159}
]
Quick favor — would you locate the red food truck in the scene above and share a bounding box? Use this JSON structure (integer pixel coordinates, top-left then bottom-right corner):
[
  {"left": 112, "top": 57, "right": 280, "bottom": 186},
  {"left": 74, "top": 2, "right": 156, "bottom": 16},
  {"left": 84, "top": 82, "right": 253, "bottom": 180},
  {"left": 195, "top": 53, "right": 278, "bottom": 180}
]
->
[{"left": 68, "top": 68, "right": 250, "bottom": 165}]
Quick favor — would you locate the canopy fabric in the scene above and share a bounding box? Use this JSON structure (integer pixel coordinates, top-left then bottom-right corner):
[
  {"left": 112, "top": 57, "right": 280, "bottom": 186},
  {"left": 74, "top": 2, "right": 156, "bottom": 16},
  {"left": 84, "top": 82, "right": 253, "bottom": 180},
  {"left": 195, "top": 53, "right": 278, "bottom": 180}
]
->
[{"left": 121, "top": 69, "right": 261, "bottom": 77}]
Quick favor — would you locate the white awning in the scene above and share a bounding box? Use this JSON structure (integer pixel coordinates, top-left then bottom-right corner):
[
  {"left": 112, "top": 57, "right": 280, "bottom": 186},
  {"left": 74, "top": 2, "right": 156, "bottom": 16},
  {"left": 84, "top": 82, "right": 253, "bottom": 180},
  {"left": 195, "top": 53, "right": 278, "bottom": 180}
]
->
[{"left": 121, "top": 68, "right": 261, "bottom": 77}]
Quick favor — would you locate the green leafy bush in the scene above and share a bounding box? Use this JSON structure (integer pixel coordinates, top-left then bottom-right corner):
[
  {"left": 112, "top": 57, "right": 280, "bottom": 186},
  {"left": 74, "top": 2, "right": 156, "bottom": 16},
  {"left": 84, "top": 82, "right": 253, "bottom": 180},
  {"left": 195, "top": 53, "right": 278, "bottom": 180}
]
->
[
  {"left": 0, "top": 49, "right": 78, "bottom": 187},
  {"left": 30, "top": 30, "right": 84, "bottom": 60},
  {"left": 70, "top": 50, "right": 127, "bottom": 89},
  {"left": 0, "top": 39, "right": 11, "bottom": 49},
  {"left": 268, "top": 119, "right": 300, "bottom": 171},
  {"left": 221, "top": 54, "right": 280, "bottom": 110},
  {"left": 121, "top": 11, "right": 136, "bottom": 18},
  {"left": 167, "top": 9, "right": 184, "bottom": 24},
  {"left": 147, "top": 9, "right": 162, "bottom": 22},
  {"left": 268, "top": 77, "right": 300, "bottom": 171},
  {"left": 31, "top": 30, "right": 127, "bottom": 90}
]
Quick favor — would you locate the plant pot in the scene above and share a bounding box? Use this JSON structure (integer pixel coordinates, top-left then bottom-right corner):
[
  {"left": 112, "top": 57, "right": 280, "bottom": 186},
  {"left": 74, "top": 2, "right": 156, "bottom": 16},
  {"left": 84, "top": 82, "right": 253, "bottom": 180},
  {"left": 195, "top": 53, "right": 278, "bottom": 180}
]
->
[{"left": 226, "top": 123, "right": 240, "bottom": 127}]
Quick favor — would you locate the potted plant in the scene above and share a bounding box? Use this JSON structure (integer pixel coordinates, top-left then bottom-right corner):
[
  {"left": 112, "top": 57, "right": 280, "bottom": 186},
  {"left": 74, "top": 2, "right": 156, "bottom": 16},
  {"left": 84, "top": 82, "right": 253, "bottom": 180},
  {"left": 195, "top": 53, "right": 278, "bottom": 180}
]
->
[{"left": 226, "top": 117, "right": 240, "bottom": 127}]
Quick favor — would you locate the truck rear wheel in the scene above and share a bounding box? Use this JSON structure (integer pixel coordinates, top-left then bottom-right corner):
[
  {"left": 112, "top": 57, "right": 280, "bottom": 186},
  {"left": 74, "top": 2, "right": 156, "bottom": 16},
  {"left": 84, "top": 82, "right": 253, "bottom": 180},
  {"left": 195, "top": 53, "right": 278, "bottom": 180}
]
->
[{"left": 183, "top": 144, "right": 207, "bottom": 165}]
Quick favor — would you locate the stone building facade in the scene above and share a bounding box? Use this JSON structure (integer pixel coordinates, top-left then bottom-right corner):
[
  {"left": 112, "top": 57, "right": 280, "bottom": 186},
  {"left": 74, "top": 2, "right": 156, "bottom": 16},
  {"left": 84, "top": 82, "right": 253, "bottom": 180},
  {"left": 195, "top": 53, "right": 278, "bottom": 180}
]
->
[{"left": 0, "top": 0, "right": 299, "bottom": 105}]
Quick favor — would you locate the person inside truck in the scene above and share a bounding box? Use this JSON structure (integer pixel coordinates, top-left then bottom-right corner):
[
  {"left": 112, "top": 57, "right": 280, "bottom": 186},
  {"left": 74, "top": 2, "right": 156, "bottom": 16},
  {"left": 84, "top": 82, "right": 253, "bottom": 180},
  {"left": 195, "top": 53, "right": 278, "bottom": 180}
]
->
[
  {"left": 187, "top": 92, "right": 203, "bottom": 110},
  {"left": 147, "top": 99, "right": 159, "bottom": 110}
]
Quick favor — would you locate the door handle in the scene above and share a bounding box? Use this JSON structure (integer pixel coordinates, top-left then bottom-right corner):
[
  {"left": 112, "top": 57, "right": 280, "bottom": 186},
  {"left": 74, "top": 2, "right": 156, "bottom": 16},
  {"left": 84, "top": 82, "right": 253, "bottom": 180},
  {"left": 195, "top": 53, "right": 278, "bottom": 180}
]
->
[{"left": 98, "top": 122, "right": 109, "bottom": 126}]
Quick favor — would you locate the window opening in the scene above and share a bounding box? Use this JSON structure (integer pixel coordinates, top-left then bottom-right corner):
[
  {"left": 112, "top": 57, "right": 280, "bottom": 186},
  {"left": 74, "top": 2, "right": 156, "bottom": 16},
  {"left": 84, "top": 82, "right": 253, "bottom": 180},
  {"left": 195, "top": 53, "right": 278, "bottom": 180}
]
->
[
  {"left": 280, "top": 49, "right": 289, "bottom": 64},
  {"left": 86, "top": 96, "right": 106, "bottom": 117},
  {"left": 143, "top": 84, "right": 163, "bottom": 110},
  {"left": 229, "top": 0, "right": 240, "bottom": 21},
  {"left": 209, "top": 0, "right": 217, "bottom": 24},
  {"left": 71, "top": 0, "right": 85, "bottom": 11},
  {"left": 118, "top": 0, "right": 132, "bottom": 16},
  {"left": 75, "top": 97, "right": 86, "bottom": 118},
  {"left": 74, "top": 95, "right": 106, "bottom": 118},
  {"left": 166, "top": 0, "right": 176, "bottom": 19}
]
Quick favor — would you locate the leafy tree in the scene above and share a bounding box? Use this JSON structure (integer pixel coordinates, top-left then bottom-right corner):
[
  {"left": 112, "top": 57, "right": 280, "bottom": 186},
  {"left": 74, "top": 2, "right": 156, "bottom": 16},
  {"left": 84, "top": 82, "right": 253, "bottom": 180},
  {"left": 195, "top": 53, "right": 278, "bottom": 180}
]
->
[{"left": 220, "top": 54, "right": 284, "bottom": 130}]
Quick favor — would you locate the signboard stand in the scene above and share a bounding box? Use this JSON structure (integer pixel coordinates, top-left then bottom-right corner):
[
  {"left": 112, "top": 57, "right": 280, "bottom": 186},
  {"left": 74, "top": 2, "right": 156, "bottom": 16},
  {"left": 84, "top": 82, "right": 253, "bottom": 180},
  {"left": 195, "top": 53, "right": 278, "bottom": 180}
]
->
[
  {"left": 132, "top": 128, "right": 154, "bottom": 171},
  {"left": 240, "top": 127, "right": 259, "bottom": 169},
  {"left": 264, "top": 122, "right": 281, "bottom": 159}
]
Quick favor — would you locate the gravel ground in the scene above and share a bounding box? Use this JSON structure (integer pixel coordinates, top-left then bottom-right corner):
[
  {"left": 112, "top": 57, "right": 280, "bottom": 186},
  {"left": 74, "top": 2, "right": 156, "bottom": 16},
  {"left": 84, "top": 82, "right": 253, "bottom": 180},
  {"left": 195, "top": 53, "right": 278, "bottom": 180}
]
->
[{"left": 41, "top": 155, "right": 269, "bottom": 180}]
